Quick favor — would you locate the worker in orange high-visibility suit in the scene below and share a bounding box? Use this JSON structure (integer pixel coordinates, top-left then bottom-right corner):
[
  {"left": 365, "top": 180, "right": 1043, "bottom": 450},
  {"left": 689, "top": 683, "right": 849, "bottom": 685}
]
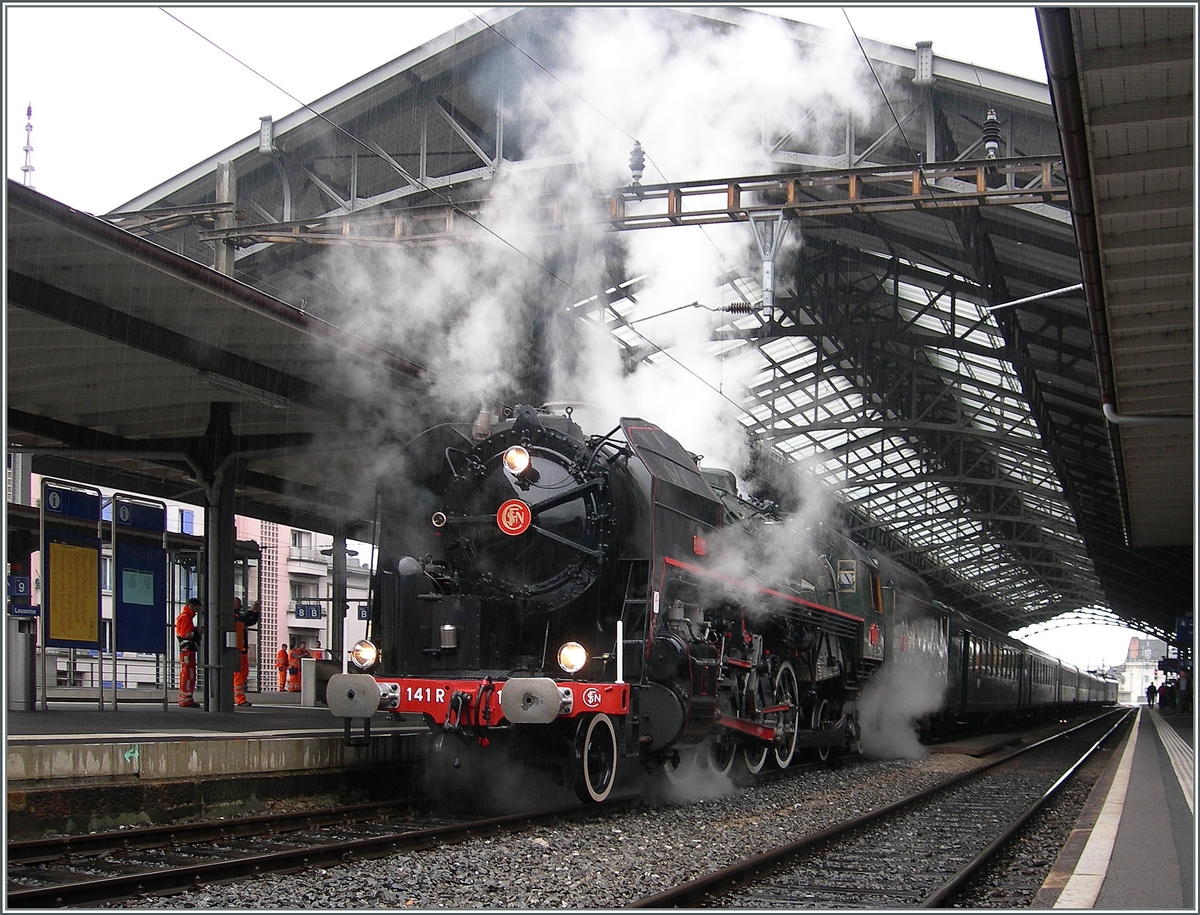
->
[
  {"left": 287, "top": 641, "right": 311, "bottom": 692},
  {"left": 276, "top": 643, "right": 290, "bottom": 691},
  {"left": 175, "top": 598, "right": 203, "bottom": 707},
  {"left": 232, "top": 598, "right": 260, "bottom": 707}
]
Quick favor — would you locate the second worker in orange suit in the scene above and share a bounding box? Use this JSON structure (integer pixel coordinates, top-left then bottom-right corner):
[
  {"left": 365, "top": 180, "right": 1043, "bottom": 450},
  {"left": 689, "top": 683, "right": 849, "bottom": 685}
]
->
[
  {"left": 276, "top": 643, "right": 290, "bottom": 691},
  {"left": 232, "top": 598, "right": 260, "bottom": 707}
]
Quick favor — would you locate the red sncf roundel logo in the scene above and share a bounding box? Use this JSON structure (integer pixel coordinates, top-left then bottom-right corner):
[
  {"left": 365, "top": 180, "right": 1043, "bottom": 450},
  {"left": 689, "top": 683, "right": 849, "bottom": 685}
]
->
[{"left": 496, "top": 499, "right": 532, "bottom": 536}]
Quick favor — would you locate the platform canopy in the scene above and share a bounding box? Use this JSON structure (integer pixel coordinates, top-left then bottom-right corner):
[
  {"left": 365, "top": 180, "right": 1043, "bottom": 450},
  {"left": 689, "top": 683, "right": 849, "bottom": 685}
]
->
[{"left": 8, "top": 7, "right": 1191, "bottom": 641}]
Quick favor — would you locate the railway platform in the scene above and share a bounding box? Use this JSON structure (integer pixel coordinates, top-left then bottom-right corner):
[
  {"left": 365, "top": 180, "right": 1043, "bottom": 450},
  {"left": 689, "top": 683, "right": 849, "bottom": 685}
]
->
[
  {"left": 1035, "top": 706, "right": 1194, "bottom": 910},
  {"left": 5, "top": 688, "right": 427, "bottom": 838},
  {"left": 7, "top": 686, "right": 359, "bottom": 742},
  {"left": 5, "top": 701, "right": 1194, "bottom": 908}
]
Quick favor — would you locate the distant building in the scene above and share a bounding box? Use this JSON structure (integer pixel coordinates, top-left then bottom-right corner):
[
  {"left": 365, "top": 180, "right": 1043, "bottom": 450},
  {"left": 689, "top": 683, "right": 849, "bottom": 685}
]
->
[
  {"left": 1115, "top": 636, "right": 1171, "bottom": 706},
  {"left": 235, "top": 517, "right": 372, "bottom": 673}
]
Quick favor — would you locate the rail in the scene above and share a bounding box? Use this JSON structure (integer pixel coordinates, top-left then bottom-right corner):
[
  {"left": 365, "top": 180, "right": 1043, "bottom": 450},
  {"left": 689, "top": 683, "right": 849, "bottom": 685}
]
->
[{"left": 629, "top": 709, "right": 1132, "bottom": 907}]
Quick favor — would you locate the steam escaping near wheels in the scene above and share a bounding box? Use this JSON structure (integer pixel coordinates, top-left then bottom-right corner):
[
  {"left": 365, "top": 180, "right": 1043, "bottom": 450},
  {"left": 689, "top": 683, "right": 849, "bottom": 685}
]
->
[
  {"left": 857, "top": 664, "right": 946, "bottom": 760},
  {"left": 660, "top": 742, "right": 738, "bottom": 804}
]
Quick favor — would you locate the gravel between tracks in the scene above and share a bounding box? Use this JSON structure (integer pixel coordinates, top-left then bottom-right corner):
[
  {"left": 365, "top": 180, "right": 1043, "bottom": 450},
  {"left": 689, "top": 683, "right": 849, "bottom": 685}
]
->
[{"left": 110, "top": 752, "right": 995, "bottom": 909}]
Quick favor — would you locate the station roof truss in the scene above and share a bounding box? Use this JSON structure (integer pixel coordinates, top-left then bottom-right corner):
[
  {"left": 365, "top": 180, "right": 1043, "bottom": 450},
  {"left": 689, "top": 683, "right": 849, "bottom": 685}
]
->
[{"left": 11, "top": 7, "right": 1191, "bottom": 640}]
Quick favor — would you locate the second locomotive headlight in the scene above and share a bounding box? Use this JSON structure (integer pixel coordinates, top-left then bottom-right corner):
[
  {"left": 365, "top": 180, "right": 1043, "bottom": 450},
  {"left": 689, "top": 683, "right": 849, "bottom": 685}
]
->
[
  {"left": 349, "top": 639, "right": 379, "bottom": 671},
  {"left": 557, "top": 641, "right": 588, "bottom": 674}
]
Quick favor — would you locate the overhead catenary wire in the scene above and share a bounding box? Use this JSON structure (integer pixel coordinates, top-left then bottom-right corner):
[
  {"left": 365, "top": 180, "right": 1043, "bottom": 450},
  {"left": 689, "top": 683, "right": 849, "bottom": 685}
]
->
[
  {"left": 158, "top": 8, "right": 576, "bottom": 298},
  {"left": 157, "top": 7, "right": 756, "bottom": 418},
  {"left": 841, "top": 11, "right": 965, "bottom": 260},
  {"left": 468, "top": 10, "right": 746, "bottom": 277}
]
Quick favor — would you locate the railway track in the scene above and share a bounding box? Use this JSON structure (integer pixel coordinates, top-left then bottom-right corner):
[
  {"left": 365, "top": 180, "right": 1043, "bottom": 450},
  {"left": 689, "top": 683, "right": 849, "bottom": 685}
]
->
[
  {"left": 5, "top": 747, "right": 841, "bottom": 909},
  {"left": 630, "top": 708, "right": 1133, "bottom": 908},
  {"left": 6, "top": 798, "right": 592, "bottom": 908},
  {"left": 7, "top": 713, "right": 1119, "bottom": 908}
]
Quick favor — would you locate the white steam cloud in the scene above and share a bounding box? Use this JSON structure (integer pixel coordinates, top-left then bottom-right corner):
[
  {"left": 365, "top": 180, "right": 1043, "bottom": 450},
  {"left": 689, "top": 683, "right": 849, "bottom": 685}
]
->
[
  {"left": 857, "top": 656, "right": 948, "bottom": 759},
  {"left": 311, "top": 7, "right": 877, "bottom": 495}
]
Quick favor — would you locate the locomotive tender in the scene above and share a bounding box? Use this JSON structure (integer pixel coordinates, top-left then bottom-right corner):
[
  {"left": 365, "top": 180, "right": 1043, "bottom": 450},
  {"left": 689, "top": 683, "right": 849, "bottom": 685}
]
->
[{"left": 329, "top": 405, "right": 1117, "bottom": 802}]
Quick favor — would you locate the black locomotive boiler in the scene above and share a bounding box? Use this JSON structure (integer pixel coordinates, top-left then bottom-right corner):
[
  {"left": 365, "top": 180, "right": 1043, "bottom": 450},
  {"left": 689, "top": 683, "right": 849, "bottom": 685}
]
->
[{"left": 328, "top": 405, "right": 1117, "bottom": 802}]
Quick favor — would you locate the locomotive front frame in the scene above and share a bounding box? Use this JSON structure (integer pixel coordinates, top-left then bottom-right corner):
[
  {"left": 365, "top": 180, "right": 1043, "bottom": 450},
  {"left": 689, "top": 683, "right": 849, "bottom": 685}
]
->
[{"left": 329, "top": 547, "right": 871, "bottom": 803}]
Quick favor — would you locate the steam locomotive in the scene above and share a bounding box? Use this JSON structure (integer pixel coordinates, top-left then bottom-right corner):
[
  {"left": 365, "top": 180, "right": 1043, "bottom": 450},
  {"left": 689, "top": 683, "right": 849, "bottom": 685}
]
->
[{"left": 328, "top": 405, "right": 1117, "bottom": 802}]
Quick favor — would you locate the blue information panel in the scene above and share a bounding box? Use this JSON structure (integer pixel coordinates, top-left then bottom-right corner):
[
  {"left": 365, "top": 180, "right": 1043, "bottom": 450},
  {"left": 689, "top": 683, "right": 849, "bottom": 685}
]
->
[
  {"left": 295, "top": 603, "right": 323, "bottom": 620},
  {"left": 115, "top": 541, "right": 167, "bottom": 654},
  {"left": 357, "top": 603, "right": 371, "bottom": 621},
  {"left": 1177, "top": 615, "right": 1193, "bottom": 646},
  {"left": 113, "top": 496, "right": 167, "bottom": 654},
  {"left": 44, "top": 483, "right": 101, "bottom": 524},
  {"left": 115, "top": 499, "right": 167, "bottom": 535},
  {"left": 42, "top": 482, "right": 102, "bottom": 649}
]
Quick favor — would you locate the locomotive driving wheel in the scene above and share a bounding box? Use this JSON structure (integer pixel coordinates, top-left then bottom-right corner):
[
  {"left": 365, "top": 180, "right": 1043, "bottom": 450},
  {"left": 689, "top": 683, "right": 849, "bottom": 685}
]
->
[
  {"left": 742, "top": 670, "right": 770, "bottom": 774},
  {"left": 574, "top": 713, "right": 617, "bottom": 803},
  {"left": 772, "top": 661, "right": 800, "bottom": 769},
  {"left": 743, "top": 741, "right": 769, "bottom": 774},
  {"left": 811, "top": 697, "right": 835, "bottom": 762},
  {"left": 707, "top": 690, "right": 738, "bottom": 776}
]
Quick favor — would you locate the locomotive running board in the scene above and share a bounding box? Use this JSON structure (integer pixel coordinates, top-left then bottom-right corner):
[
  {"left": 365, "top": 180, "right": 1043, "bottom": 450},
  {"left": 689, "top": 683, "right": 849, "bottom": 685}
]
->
[
  {"left": 714, "top": 715, "right": 775, "bottom": 742},
  {"left": 715, "top": 714, "right": 845, "bottom": 748}
]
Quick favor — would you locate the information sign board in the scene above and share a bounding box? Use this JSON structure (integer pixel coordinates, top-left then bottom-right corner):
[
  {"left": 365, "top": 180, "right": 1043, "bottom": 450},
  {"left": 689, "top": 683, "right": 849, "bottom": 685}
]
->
[
  {"left": 115, "top": 541, "right": 167, "bottom": 654},
  {"left": 42, "top": 480, "right": 103, "bottom": 649},
  {"left": 46, "top": 540, "right": 100, "bottom": 644},
  {"left": 1177, "top": 615, "right": 1193, "bottom": 646}
]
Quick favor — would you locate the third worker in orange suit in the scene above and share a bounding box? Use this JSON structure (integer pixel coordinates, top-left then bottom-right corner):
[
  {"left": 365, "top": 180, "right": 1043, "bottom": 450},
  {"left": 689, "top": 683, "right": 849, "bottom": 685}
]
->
[
  {"left": 174, "top": 598, "right": 203, "bottom": 707},
  {"left": 287, "top": 641, "right": 311, "bottom": 692}
]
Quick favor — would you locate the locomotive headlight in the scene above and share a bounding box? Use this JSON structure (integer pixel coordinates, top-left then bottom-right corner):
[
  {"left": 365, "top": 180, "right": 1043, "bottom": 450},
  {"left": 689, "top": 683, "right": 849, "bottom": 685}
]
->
[
  {"left": 557, "top": 641, "right": 588, "bottom": 674},
  {"left": 503, "top": 445, "right": 532, "bottom": 476},
  {"left": 349, "top": 639, "right": 379, "bottom": 671}
]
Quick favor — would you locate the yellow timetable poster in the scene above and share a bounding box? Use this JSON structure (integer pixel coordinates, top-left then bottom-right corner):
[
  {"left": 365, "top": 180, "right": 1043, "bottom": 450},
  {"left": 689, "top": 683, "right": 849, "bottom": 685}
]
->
[{"left": 47, "top": 540, "right": 100, "bottom": 644}]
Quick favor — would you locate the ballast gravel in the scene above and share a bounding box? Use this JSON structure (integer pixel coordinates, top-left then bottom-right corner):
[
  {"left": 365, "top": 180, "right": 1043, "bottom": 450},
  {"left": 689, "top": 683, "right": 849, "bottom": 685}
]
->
[{"left": 110, "top": 752, "right": 992, "bottom": 909}]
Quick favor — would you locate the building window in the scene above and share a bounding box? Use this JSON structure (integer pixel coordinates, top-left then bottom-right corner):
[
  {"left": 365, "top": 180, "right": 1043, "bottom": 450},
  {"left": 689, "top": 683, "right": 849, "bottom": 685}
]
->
[{"left": 291, "top": 580, "right": 317, "bottom": 602}]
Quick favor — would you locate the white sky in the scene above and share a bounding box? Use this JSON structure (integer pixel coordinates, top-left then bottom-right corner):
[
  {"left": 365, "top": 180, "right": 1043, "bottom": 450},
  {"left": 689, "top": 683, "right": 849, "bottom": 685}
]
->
[{"left": 3, "top": 4, "right": 1152, "bottom": 670}]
